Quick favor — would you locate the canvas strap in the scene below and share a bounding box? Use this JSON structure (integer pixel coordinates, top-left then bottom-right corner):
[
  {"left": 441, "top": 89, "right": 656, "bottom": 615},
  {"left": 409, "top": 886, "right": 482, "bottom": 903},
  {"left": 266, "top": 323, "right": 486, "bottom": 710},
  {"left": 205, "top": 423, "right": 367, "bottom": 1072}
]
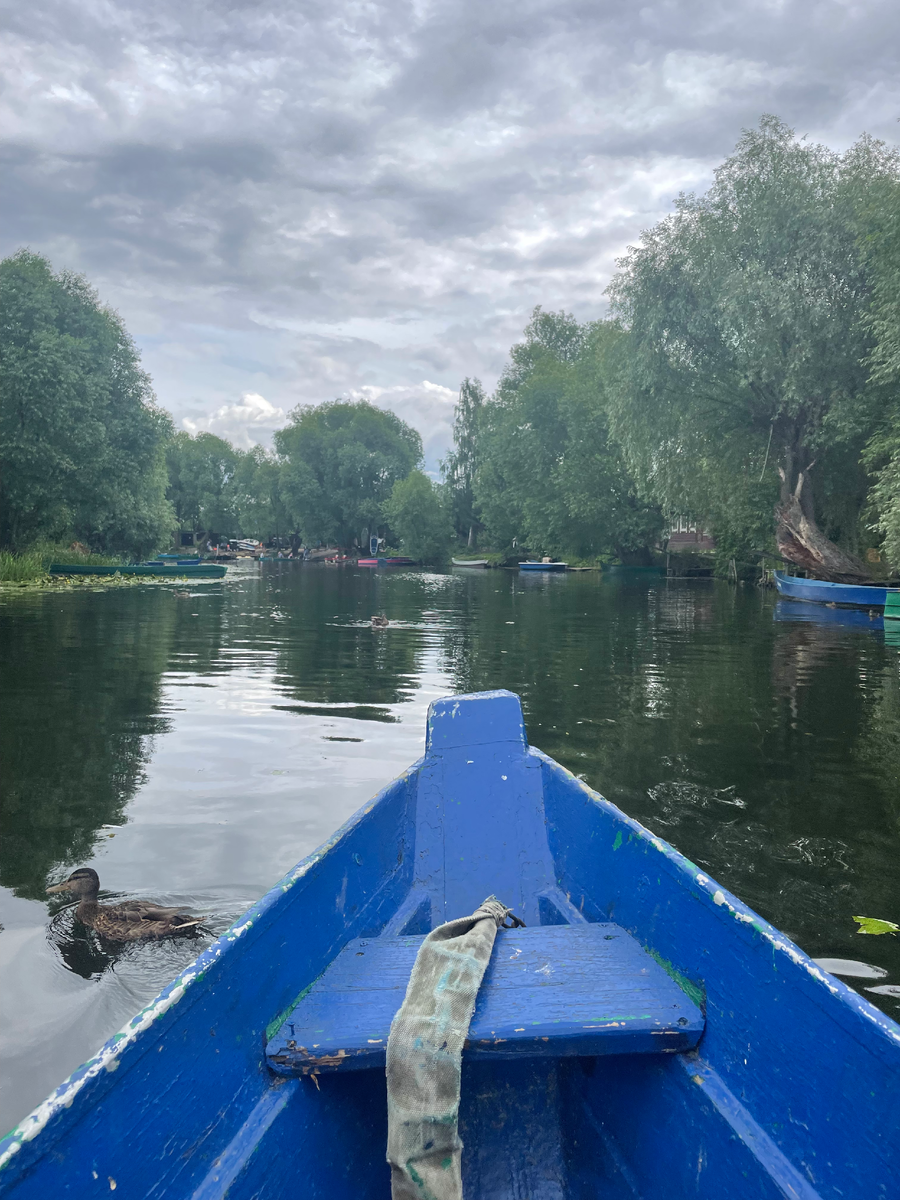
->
[{"left": 386, "top": 896, "right": 524, "bottom": 1200}]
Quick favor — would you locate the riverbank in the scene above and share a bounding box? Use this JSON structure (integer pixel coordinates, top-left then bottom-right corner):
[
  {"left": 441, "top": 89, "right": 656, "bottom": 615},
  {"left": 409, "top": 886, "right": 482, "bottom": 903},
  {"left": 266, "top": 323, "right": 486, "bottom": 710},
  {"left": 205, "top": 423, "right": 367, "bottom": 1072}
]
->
[
  {"left": 0, "top": 546, "right": 227, "bottom": 594},
  {"left": 0, "top": 544, "right": 125, "bottom": 585}
]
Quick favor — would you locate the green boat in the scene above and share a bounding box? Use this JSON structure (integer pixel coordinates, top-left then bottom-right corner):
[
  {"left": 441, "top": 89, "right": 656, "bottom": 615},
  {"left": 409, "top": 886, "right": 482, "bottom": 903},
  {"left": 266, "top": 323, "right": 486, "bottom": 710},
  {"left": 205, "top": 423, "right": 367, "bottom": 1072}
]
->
[{"left": 48, "top": 563, "right": 227, "bottom": 578}]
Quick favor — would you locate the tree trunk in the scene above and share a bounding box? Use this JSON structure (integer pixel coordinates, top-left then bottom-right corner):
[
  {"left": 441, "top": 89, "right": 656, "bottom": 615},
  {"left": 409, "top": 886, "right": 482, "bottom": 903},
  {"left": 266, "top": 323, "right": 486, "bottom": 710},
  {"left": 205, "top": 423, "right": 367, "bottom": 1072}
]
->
[
  {"left": 775, "top": 446, "right": 870, "bottom": 583},
  {"left": 467, "top": 525, "right": 475, "bottom": 548}
]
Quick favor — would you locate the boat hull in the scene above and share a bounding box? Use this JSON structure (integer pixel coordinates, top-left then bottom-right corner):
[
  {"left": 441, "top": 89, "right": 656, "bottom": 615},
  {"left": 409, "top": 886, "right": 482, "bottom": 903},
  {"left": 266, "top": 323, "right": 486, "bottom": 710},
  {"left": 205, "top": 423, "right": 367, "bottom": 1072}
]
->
[
  {"left": 452, "top": 559, "right": 488, "bottom": 567},
  {"left": 2, "top": 691, "right": 897, "bottom": 1198},
  {"left": 357, "top": 557, "right": 417, "bottom": 567},
  {"left": 48, "top": 563, "right": 227, "bottom": 578},
  {"left": 773, "top": 569, "right": 900, "bottom": 614},
  {"left": 519, "top": 561, "right": 567, "bottom": 571}
]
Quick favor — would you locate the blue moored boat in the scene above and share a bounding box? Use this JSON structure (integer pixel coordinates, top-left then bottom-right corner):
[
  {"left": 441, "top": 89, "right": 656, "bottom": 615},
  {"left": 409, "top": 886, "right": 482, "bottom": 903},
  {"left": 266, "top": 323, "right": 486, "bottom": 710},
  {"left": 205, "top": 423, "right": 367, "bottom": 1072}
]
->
[
  {"left": 774, "top": 569, "right": 900, "bottom": 617},
  {"left": 519, "top": 560, "right": 567, "bottom": 571},
  {"left": 2, "top": 690, "right": 898, "bottom": 1197}
]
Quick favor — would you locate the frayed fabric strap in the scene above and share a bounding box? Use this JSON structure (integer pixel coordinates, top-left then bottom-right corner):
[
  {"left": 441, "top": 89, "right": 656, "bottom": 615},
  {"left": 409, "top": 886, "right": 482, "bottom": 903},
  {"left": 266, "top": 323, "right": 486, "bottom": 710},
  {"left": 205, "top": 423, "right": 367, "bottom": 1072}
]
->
[{"left": 386, "top": 896, "right": 524, "bottom": 1200}]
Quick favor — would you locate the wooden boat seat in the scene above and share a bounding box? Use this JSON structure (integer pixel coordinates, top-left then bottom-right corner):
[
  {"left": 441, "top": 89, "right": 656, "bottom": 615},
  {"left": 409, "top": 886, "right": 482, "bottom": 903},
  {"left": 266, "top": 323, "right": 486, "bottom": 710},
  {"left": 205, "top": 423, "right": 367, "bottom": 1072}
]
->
[{"left": 266, "top": 923, "right": 704, "bottom": 1075}]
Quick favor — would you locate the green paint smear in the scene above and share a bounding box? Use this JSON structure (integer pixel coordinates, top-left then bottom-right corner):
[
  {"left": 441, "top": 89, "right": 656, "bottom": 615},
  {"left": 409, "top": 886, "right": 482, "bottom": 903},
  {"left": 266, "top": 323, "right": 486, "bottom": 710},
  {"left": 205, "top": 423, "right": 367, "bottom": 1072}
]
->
[
  {"left": 647, "top": 948, "right": 705, "bottom": 1009},
  {"left": 613, "top": 831, "right": 623, "bottom": 851},
  {"left": 265, "top": 977, "right": 320, "bottom": 1042}
]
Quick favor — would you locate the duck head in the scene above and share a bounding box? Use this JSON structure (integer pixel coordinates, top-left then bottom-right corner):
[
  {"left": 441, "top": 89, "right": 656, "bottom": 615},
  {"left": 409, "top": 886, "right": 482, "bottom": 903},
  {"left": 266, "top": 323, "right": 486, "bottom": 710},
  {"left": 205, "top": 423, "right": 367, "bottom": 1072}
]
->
[{"left": 47, "top": 867, "right": 100, "bottom": 898}]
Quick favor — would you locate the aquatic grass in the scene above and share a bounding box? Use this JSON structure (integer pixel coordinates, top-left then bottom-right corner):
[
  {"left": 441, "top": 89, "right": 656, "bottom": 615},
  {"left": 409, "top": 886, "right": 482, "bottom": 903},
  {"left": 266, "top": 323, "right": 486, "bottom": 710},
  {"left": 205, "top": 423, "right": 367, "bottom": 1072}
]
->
[
  {"left": 0, "top": 541, "right": 128, "bottom": 586},
  {"left": 0, "top": 572, "right": 219, "bottom": 596},
  {"left": 0, "top": 549, "right": 47, "bottom": 582}
]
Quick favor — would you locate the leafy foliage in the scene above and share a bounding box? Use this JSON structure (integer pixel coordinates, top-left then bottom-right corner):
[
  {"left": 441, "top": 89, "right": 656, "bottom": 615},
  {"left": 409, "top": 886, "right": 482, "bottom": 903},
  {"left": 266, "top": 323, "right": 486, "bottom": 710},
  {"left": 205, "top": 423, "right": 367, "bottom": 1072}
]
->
[
  {"left": 383, "top": 470, "right": 451, "bottom": 562},
  {"left": 605, "top": 117, "right": 899, "bottom": 572},
  {"left": 471, "top": 309, "right": 662, "bottom": 560},
  {"left": 275, "top": 400, "right": 422, "bottom": 546},
  {"left": 443, "top": 378, "right": 485, "bottom": 544},
  {"left": 0, "top": 250, "right": 174, "bottom": 558},
  {"left": 229, "top": 445, "right": 290, "bottom": 542},
  {"left": 166, "top": 431, "right": 240, "bottom": 537},
  {"left": 859, "top": 174, "right": 900, "bottom": 569}
]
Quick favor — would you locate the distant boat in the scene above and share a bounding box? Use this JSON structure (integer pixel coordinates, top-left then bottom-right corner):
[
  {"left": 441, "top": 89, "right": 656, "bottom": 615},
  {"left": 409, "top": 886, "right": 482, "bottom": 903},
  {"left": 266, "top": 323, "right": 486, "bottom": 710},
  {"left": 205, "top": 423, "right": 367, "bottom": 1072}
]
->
[
  {"left": 774, "top": 571, "right": 900, "bottom": 618},
  {"left": 519, "top": 560, "right": 567, "bottom": 572},
  {"left": 452, "top": 558, "right": 489, "bottom": 567},
  {"left": 3, "top": 690, "right": 898, "bottom": 1197},
  {"left": 357, "top": 556, "right": 417, "bottom": 567},
  {"left": 49, "top": 563, "right": 227, "bottom": 578},
  {"left": 146, "top": 558, "right": 206, "bottom": 566}
]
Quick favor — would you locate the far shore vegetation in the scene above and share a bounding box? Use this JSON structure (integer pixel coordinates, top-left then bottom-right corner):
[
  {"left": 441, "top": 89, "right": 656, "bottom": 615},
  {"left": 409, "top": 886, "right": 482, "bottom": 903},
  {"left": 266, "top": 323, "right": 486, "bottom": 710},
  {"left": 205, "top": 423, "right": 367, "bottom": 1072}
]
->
[{"left": 2, "top": 118, "right": 899, "bottom": 582}]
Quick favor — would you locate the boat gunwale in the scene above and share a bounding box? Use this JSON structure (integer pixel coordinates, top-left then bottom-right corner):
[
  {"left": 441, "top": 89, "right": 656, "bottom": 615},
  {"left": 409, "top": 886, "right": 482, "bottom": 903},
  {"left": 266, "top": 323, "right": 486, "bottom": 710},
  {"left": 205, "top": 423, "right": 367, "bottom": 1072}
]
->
[
  {"left": 774, "top": 570, "right": 899, "bottom": 608},
  {"left": 0, "top": 761, "right": 423, "bottom": 1173},
  {"left": 531, "top": 746, "right": 900, "bottom": 1065},
  {"left": 5, "top": 717, "right": 900, "bottom": 1180}
]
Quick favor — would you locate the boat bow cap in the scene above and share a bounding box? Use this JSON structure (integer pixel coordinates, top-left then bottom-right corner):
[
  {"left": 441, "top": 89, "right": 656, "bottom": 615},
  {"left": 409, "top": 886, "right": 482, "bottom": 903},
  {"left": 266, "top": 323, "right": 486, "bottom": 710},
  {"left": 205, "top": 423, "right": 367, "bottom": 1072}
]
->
[{"left": 425, "top": 690, "right": 527, "bottom": 752}]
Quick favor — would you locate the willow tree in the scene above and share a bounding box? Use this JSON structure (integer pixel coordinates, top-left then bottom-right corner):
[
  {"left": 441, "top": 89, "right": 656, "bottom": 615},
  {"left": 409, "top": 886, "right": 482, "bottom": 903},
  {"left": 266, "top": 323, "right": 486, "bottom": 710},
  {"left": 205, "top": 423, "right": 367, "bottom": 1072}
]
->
[
  {"left": 474, "top": 309, "right": 662, "bottom": 560},
  {"left": 607, "top": 117, "right": 898, "bottom": 581},
  {"left": 860, "top": 173, "right": 900, "bottom": 569}
]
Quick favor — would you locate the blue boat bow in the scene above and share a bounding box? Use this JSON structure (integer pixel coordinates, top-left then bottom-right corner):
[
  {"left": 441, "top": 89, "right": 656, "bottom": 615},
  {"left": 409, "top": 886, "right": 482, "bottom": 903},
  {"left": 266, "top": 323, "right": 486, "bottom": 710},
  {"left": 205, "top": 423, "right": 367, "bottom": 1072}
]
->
[{"left": 2, "top": 690, "right": 897, "bottom": 1198}]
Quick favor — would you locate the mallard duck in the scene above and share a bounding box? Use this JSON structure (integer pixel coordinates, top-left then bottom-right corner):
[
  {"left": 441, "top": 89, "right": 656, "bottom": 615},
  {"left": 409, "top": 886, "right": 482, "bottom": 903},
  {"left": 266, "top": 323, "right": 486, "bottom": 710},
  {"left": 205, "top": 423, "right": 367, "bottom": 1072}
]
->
[
  {"left": 371, "top": 614, "right": 390, "bottom": 629},
  {"left": 47, "top": 868, "right": 202, "bottom": 941}
]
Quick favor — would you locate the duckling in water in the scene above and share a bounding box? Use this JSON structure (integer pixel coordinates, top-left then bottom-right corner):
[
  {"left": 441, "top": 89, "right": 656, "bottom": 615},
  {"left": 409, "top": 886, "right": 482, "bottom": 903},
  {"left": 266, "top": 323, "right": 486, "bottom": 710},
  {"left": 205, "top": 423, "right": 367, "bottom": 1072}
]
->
[
  {"left": 47, "top": 868, "right": 202, "bottom": 941},
  {"left": 371, "top": 614, "right": 390, "bottom": 629}
]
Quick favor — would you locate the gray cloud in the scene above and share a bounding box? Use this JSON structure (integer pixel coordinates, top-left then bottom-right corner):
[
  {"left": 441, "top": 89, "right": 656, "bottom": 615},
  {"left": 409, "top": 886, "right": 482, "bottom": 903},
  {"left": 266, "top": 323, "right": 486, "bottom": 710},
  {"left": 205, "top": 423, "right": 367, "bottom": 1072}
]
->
[{"left": 2, "top": 0, "right": 898, "bottom": 464}]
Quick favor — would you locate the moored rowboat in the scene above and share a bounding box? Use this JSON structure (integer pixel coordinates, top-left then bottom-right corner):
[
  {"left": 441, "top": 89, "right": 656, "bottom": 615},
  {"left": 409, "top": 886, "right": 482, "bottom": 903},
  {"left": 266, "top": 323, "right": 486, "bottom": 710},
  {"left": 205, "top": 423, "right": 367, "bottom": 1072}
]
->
[
  {"left": 451, "top": 558, "right": 489, "bottom": 567},
  {"left": 774, "top": 569, "right": 900, "bottom": 617},
  {"left": 1, "top": 690, "right": 897, "bottom": 1197},
  {"left": 48, "top": 563, "right": 227, "bottom": 578}
]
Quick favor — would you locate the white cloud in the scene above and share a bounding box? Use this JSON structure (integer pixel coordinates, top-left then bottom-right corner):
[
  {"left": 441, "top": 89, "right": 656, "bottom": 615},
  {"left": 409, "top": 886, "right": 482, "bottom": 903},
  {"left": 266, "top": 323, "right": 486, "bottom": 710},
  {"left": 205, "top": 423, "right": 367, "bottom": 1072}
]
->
[
  {"left": 3, "top": 0, "right": 898, "bottom": 436},
  {"left": 346, "top": 381, "right": 458, "bottom": 474},
  {"left": 182, "top": 392, "right": 286, "bottom": 449},
  {"left": 178, "top": 382, "right": 456, "bottom": 473}
]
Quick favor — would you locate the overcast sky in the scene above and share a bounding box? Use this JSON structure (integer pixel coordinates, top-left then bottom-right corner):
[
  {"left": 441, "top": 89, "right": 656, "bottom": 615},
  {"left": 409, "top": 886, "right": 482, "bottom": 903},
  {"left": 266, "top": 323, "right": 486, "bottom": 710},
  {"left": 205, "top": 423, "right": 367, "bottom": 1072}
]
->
[{"left": 3, "top": 0, "right": 898, "bottom": 470}]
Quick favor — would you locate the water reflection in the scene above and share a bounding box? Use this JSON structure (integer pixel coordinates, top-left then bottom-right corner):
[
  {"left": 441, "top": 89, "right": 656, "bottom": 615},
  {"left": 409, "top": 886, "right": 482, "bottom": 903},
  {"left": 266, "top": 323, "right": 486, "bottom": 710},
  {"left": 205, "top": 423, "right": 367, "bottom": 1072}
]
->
[
  {"left": 46, "top": 907, "right": 118, "bottom": 980},
  {"left": 1, "top": 566, "right": 900, "bottom": 1136},
  {"left": 0, "top": 590, "right": 189, "bottom": 898}
]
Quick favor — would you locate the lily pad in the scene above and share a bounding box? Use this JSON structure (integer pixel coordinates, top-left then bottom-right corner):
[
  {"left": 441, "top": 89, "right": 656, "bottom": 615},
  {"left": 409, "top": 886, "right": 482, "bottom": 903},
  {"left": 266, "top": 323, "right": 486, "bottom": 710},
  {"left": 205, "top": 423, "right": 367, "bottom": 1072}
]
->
[{"left": 852, "top": 915, "right": 900, "bottom": 936}]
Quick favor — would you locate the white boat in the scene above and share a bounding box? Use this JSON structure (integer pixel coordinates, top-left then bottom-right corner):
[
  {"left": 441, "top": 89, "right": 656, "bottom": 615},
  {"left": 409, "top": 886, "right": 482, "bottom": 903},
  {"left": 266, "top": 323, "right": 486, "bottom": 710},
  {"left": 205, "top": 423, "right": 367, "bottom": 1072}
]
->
[{"left": 452, "top": 558, "right": 489, "bottom": 567}]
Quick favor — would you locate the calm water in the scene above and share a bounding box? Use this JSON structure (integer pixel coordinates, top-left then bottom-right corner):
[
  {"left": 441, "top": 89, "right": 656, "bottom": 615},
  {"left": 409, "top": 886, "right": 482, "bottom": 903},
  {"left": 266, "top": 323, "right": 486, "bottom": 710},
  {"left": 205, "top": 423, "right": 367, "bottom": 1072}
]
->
[{"left": 2, "top": 564, "right": 899, "bottom": 1133}]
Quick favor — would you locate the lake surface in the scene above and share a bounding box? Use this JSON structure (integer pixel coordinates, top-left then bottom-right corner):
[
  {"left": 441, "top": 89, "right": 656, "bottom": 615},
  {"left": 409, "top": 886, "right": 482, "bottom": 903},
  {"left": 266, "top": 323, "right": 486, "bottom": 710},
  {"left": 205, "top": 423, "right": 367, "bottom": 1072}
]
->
[{"left": 2, "top": 563, "right": 899, "bottom": 1133}]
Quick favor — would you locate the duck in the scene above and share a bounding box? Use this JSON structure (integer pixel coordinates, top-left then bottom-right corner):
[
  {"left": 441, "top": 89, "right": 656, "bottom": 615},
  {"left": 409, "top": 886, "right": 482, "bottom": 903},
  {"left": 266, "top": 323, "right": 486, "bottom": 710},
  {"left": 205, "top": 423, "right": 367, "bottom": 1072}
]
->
[
  {"left": 371, "top": 614, "right": 390, "bottom": 629},
  {"left": 46, "top": 868, "right": 203, "bottom": 941}
]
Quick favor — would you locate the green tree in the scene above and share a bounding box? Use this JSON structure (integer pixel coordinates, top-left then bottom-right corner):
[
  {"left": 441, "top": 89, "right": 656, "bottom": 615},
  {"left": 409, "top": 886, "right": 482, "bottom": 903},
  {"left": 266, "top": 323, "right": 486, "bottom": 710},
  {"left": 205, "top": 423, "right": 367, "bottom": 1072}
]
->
[
  {"left": 275, "top": 400, "right": 422, "bottom": 546},
  {"left": 860, "top": 174, "right": 900, "bottom": 570},
  {"left": 0, "top": 250, "right": 174, "bottom": 557},
  {"left": 165, "top": 431, "right": 240, "bottom": 539},
  {"left": 606, "top": 117, "right": 899, "bottom": 581},
  {"left": 383, "top": 470, "right": 451, "bottom": 562},
  {"left": 230, "top": 445, "right": 289, "bottom": 542},
  {"left": 443, "top": 378, "right": 485, "bottom": 546},
  {"left": 474, "top": 309, "right": 662, "bottom": 560}
]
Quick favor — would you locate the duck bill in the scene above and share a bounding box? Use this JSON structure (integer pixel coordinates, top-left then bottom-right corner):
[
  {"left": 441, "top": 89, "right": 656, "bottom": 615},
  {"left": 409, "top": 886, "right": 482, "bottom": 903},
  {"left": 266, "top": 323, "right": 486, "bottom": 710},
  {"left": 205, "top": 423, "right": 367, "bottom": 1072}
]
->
[{"left": 46, "top": 883, "right": 71, "bottom": 894}]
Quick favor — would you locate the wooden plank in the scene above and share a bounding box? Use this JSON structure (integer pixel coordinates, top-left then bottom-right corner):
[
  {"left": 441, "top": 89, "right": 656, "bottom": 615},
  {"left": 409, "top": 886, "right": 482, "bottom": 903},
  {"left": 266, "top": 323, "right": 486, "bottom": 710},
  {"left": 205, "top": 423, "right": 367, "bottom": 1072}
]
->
[{"left": 267, "top": 924, "right": 704, "bottom": 1075}]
